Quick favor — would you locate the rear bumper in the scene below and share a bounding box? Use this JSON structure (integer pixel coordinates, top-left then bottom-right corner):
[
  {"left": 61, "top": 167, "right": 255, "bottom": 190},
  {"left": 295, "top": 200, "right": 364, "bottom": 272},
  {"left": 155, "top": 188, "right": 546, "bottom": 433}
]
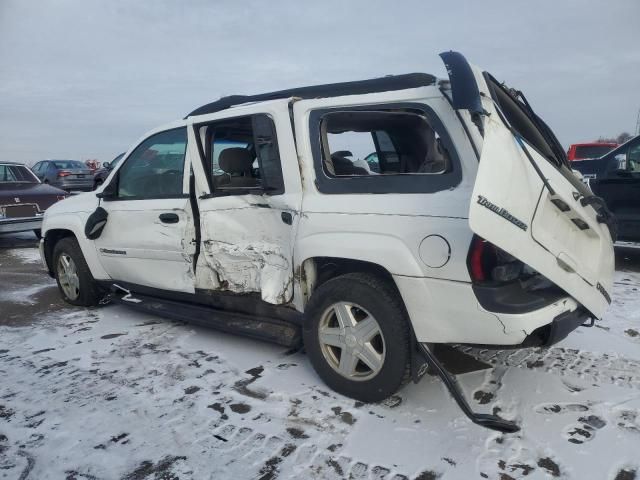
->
[
  {"left": 54, "top": 180, "right": 94, "bottom": 191},
  {"left": 0, "top": 216, "right": 43, "bottom": 234},
  {"left": 521, "top": 307, "right": 591, "bottom": 347},
  {"left": 393, "top": 274, "right": 582, "bottom": 345}
]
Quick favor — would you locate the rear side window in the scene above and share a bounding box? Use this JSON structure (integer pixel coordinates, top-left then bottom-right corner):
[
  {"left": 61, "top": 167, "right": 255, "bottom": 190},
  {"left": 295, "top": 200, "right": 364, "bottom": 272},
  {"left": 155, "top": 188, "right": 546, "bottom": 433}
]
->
[
  {"left": 51, "top": 160, "right": 85, "bottom": 169},
  {"left": 116, "top": 127, "right": 187, "bottom": 199},
  {"left": 323, "top": 111, "right": 451, "bottom": 176},
  {"left": 309, "top": 104, "right": 461, "bottom": 194},
  {"left": 0, "top": 165, "right": 38, "bottom": 183}
]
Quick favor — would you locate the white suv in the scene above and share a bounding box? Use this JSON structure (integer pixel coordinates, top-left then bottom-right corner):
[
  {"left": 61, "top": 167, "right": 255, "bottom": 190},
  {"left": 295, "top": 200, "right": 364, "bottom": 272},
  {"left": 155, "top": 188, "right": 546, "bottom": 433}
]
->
[{"left": 40, "top": 52, "right": 614, "bottom": 431}]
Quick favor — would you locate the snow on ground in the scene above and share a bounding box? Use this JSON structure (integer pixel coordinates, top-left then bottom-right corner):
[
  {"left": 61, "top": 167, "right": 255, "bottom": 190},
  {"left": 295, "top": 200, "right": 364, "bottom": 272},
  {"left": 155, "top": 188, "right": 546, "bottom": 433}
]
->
[
  {"left": 1, "top": 247, "right": 640, "bottom": 479},
  {"left": 6, "top": 248, "right": 43, "bottom": 265}
]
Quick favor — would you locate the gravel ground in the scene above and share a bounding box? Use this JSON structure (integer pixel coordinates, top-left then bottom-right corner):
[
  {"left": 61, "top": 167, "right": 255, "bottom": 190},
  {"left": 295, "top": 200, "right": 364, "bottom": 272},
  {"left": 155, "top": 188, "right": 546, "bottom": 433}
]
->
[{"left": 1, "top": 232, "right": 640, "bottom": 480}]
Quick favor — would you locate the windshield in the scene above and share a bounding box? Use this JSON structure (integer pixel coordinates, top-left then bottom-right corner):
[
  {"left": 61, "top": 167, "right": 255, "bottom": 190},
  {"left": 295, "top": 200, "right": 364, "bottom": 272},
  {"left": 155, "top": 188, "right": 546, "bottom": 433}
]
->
[
  {"left": 0, "top": 164, "right": 39, "bottom": 183},
  {"left": 574, "top": 145, "right": 616, "bottom": 159},
  {"left": 51, "top": 160, "right": 85, "bottom": 169}
]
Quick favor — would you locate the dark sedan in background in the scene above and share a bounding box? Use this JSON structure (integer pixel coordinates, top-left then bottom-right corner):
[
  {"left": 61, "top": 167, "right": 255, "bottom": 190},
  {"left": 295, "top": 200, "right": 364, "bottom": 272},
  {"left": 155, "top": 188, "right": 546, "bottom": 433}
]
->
[
  {"left": 31, "top": 159, "right": 93, "bottom": 192},
  {"left": 572, "top": 135, "right": 640, "bottom": 244},
  {"left": 0, "top": 162, "right": 67, "bottom": 237},
  {"left": 92, "top": 152, "right": 124, "bottom": 190}
]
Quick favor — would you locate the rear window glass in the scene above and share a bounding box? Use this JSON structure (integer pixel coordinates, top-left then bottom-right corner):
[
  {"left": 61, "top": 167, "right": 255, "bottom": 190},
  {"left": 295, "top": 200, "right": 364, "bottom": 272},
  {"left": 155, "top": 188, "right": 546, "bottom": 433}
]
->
[
  {"left": 0, "top": 165, "right": 38, "bottom": 183},
  {"left": 51, "top": 160, "right": 85, "bottom": 169},
  {"left": 574, "top": 145, "right": 615, "bottom": 159},
  {"left": 321, "top": 111, "right": 451, "bottom": 176}
]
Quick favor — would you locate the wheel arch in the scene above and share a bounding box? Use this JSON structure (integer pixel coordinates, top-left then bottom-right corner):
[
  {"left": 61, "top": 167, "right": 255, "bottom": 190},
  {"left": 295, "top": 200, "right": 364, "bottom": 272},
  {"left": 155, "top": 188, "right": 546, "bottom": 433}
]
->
[
  {"left": 43, "top": 228, "right": 74, "bottom": 276},
  {"left": 292, "top": 231, "right": 425, "bottom": 311},
  {"left": 42, "top": 214, "right": 109, "bottom": 280},
  {"left": 293, "top": 255, "right": 404, "bottom": 316}
]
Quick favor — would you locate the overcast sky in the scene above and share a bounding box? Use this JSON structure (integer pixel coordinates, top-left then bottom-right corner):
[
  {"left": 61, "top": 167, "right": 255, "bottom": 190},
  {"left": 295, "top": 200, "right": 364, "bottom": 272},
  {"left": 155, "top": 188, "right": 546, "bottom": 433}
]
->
[{"left": 1, "top": 0, "right": 638, "bottom": 165}]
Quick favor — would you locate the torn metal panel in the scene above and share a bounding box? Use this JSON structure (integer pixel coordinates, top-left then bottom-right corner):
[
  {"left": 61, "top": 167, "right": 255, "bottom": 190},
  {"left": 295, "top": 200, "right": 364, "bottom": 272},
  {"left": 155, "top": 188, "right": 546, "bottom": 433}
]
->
[{"left": 197, "top": 239, "right": 292, "bottom": 304}]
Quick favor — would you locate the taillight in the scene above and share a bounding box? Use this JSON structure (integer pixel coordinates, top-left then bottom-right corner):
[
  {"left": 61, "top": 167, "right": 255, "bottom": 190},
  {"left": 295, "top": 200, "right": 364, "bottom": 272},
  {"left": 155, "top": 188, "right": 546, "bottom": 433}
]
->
[
  {"left": 469, "top": 236, "right": 487, "bottom": 281},
  {"left": 57, "top": 171, "right": 71, "bottom": 178},
  {"left": 467, "top": 236, "right": 524, "bottom": 284}
]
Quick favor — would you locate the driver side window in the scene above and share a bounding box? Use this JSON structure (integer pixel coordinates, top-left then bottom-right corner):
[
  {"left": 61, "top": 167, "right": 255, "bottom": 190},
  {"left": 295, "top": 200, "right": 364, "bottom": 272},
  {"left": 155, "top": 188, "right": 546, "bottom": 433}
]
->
[
  {"left": 628, "top": 142, "right": 640, "bottom": 173},
  {"left": 117, "top": 128, "right": 187, "bottom": 199}
]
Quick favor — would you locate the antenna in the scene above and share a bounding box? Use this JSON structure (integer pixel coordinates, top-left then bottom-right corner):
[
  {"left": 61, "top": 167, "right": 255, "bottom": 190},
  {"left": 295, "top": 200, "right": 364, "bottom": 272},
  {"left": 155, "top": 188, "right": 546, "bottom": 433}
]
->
[{"left": 636, "top": 107, "right": 640, "bottom": 135}]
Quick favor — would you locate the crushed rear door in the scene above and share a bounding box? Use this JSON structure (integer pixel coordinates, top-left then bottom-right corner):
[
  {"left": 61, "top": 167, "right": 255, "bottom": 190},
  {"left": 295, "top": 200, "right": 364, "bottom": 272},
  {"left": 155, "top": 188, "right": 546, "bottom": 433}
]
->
[{"left": 440, "top": 52, "right": 614, "bottom": 318}]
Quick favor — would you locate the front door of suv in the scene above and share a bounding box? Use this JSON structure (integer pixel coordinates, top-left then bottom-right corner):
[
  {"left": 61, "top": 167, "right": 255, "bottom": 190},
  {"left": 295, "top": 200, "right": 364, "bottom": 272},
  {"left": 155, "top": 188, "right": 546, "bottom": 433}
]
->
[
  {"left": 187, "top": 100, "right": 301, "bottom": 304},
  {"left": 93, "top": 126, "right": 195, "bottom": 293}
]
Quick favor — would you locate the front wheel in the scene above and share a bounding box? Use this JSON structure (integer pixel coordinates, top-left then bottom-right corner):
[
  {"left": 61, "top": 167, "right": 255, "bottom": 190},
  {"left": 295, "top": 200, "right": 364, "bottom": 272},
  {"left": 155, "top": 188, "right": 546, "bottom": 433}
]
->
[
  {"left": 303, "top": 272, "right": 411, "bottom": 402},
  {"left": 52, "top": 237, "right": 102, "bottom": 306}
]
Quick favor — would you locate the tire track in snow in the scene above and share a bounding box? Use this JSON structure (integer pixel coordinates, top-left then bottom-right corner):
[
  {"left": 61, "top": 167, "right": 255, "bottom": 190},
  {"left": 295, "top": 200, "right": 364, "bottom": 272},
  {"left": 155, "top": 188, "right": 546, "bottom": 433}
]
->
[
  {"left": 458, "top": 346, "right": 640, "bottom": 390},
  {"left": 0, "top": 310, "right": 424, "bottom": 480}
]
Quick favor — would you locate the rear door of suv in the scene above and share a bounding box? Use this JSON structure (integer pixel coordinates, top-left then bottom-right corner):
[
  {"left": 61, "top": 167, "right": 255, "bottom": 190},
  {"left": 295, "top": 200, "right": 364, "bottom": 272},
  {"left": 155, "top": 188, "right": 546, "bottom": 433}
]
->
[
  {"left": 470, "top": 76, "right": 614, "bottom": 318},
  {"left": 186, "top": 99, "right": 302, "bottom": 305},
  {"left": 440, "top": 52, "right": 614, "bottom": 319}
]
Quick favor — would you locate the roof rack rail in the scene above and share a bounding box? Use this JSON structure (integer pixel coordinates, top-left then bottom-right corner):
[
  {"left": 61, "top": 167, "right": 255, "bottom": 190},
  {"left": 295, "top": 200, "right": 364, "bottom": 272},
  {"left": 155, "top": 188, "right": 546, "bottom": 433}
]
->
[{"left": 185, "top": 72, "right": 436, "bottom": 118}]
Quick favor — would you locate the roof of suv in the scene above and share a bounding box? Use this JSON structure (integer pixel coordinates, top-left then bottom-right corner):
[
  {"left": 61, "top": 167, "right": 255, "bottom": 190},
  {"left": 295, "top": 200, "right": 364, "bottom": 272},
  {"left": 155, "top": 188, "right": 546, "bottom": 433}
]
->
[{"left": 186, "top": 72, "right": 437, "bottom": 118}]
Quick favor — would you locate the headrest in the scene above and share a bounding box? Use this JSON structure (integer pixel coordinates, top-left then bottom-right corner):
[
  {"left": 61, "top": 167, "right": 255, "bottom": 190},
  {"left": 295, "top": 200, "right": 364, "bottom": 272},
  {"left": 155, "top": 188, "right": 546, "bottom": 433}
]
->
[{"left": 219, "top": 148, "right": 253, "bottom": 174}]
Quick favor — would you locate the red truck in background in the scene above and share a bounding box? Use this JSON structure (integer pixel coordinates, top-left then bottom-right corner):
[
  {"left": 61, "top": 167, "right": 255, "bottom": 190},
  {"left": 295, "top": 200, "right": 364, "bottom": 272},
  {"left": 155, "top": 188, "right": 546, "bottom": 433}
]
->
[{"left": 567, "top": 142, "right": 618, "bottom": 161}]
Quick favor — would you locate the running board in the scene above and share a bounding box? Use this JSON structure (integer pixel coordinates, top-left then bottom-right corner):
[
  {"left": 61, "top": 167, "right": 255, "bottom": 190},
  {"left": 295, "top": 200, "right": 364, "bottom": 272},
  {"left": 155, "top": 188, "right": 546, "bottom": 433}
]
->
[
  {"left": 418, "top": 343, "right": 520, "bottom": 433},
  {"left": 109, "top": 286, "right": 302, "bottom": 348}
]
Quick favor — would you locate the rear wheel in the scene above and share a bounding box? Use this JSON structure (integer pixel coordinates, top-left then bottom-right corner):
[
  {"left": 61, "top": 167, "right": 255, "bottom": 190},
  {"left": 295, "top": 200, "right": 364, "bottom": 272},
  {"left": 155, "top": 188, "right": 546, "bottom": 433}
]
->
[
  {"left": 303, "top": 272, "right": 411, "bottom": 402},
  {"left": 52, "top": 237, "right": 102, "bottom": 306}
]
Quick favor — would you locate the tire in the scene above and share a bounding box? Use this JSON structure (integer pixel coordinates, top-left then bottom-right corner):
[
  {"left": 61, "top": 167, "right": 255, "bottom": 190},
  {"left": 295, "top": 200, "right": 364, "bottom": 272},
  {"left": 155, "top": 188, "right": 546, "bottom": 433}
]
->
[
  {"left": 33, "top": 229, "right": 42, "bottom": 239},
  {"left": 303, "top": 272, "right": 411, "bottom": 403},
  {"left": 52, "top": 236, "right": 102, "bottom": 306}
]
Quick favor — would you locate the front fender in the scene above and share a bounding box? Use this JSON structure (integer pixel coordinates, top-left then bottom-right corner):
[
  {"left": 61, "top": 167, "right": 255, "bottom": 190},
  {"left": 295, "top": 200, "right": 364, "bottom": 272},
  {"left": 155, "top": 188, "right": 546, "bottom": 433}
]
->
[{"left": 43, "top": 211, "right": 110, "bottom": 280}]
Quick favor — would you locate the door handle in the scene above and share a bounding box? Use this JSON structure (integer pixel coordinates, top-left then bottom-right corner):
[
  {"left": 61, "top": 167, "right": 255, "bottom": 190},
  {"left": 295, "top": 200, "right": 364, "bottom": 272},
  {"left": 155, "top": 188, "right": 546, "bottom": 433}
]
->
[{"left": 159, "top": 213, "right": 180, "bottom": 224}]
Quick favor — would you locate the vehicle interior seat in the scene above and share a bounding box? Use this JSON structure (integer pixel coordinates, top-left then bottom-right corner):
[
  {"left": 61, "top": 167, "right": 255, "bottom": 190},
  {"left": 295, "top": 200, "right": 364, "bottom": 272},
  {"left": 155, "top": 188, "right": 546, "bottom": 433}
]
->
[
  {"left": 416, "top": 128, "right": 450, "bottom": 174},
  {"left": 330, "top": 152, "right": 370, "bottom": 176},
  {"left": 218, "top": 148, "right": 259, "bottom": 187}
]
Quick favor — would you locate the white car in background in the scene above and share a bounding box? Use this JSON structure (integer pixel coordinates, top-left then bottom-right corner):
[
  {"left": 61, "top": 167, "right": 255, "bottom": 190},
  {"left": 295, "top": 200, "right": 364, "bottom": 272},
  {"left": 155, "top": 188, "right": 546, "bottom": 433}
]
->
[{"left": 39, "top": 52, "right": 615, "bottom": 432}]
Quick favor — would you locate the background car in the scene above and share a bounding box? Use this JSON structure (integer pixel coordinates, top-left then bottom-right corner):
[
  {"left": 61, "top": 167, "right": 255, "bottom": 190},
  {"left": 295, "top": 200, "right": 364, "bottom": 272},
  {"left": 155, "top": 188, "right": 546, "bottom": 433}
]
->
[
  {"left": 0, "top": 162, "right": 67, "bottom": 237},
  {"left": 31, "top": 159, "right": 93, "bottom": 192},
  {"left": 92, "top": 153, "right": 124, "bottom": 190},
  {"left": 567, "top": 142, "right": 618, "bottom": 161},
  {"left": 572, "top": 135, "right": 640, "bottom": 243}
]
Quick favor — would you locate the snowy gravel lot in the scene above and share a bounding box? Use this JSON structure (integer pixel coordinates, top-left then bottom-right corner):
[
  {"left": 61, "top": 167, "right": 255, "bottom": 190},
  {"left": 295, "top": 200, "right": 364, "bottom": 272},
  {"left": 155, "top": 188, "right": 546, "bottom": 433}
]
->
[{"left": 1, "top": 234, "right": 640, "bottom": 480}]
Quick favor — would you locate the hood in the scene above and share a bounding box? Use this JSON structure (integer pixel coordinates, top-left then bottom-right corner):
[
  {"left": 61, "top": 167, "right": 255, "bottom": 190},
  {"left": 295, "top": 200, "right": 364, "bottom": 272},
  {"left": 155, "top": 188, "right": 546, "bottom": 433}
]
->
[{"left": 44, "top": 191, "right": 98, "bottom": 217}]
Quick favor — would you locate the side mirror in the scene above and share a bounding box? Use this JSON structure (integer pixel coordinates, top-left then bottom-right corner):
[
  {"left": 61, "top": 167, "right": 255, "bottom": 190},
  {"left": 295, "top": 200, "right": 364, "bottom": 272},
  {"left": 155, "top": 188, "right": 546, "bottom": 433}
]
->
[{"left": 102, "top": 161, "right": 111, "bottom": 169}]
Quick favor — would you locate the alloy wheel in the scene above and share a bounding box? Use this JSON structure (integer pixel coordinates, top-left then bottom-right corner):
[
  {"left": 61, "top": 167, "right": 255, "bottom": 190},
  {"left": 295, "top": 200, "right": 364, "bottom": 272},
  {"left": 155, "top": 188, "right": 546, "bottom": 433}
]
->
[
  {"left": 57, "top": 253, "right": 80, "bottom": 300},
  {"left": 318, "top": 301, "right": 386, "bottom": 381}
]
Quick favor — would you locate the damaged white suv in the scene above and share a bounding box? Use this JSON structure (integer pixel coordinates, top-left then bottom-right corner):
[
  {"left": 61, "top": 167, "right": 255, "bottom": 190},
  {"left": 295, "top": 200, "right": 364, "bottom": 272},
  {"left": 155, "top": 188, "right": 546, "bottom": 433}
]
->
[{"left": 41, "top": 52, "right": 615, "bottom": 432}]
